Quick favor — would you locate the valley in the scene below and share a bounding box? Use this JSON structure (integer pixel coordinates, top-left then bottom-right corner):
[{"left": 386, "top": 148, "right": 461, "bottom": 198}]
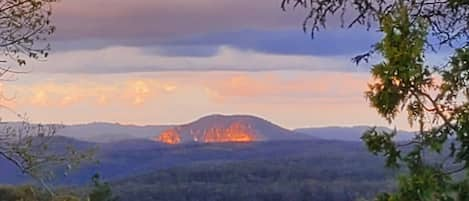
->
[{"left": 0, "top": 115, "right": 407, "bottom": 200}]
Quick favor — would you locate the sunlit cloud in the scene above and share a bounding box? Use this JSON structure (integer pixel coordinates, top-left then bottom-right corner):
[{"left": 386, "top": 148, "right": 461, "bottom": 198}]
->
[
  {"left": 203, "top": 72, "right": 370, "bottom": 102},
  {"left": 96, "top": 94, "right": 110, "bottom": 106},
  {"left": 0, "top": 83, "right": 17, "bottom": 110},
  {"left": 27, "top": 83, "right": 89, "bottom": 108},
  {"left": 163, "top": 84, "right": 177, "bottom": 93},
  {"left": 8, "top": 72, "right": 371, "bottom": 109},
  {"left": 30, "top": 90, "right": 49, "bottom": 107},
  {"left": 126, "top": 80, "right": 152, "bottom": 106},
  {"left": 0, "top": 71, "right": 414, "bottom": 129},
  {"left": 10, "top": 78, "right": 178, "bottom": 108}
]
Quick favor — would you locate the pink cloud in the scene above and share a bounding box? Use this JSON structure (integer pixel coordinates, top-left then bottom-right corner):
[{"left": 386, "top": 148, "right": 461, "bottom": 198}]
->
[
  {"left": 10, "top": 72, "right": 370, "bottom": 108},
  {"left": 204, "top": 72, "right": 370, "bottom": 102},
  {"left": 10, "top": 78, "right": 177, "bottom": 108},
  {"left": 1, "top": 72, "right": 411, "bottom": 130}
]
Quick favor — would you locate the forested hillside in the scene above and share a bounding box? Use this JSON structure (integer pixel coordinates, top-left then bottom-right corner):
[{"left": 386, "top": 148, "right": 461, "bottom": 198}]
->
[
  {"left": 2, "top": 137, "right": 397, "bottom": 201},
  {"left": 112, "top": 157, "right": 395, "bottom": 201}
]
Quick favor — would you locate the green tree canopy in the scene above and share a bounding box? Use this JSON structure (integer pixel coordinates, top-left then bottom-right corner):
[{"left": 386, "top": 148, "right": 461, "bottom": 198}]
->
[
  {"left": 88, "top": 174, "right": 119, "bottom": 201},
  {"left": 283, "top": 0, "right": 469, "bottom": 200}
]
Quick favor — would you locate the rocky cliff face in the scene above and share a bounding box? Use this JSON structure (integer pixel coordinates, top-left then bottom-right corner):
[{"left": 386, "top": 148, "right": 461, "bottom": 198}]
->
[
  {"left": 155, "top": 114, "right": 312, "bottom": 144},
  {"left": 198, "top": 122, "right": 256, "bottom": 143},
  {"left": 157, "top": 129, "right": 181, "bottom": 144},
  {"left": 157, "top": 122, "right": 256, "bottom": 144}
]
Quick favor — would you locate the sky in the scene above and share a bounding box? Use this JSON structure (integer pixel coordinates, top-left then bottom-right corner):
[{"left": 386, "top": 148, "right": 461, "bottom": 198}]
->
[{"left": 0, "top": 0, "right": 426, "bottom": 129}]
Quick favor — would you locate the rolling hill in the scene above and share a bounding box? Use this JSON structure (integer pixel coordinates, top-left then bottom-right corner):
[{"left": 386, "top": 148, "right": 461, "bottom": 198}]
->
[{"left": 154, "top": 114, "right": 312, "bottom": 144}]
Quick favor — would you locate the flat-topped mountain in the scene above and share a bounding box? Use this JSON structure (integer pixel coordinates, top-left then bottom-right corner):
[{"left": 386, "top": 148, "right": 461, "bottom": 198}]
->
[{"left": 155, "top": 114, "right": 312, "bottom": 144}]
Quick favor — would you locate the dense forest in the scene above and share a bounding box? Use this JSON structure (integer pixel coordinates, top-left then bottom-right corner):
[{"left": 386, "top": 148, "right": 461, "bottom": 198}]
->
[
  {"left": 110, "top": 156, "right": 395, "bottom": 201},
  {"left": 1, "top": 139, "right": 397, "bottom": 201}
]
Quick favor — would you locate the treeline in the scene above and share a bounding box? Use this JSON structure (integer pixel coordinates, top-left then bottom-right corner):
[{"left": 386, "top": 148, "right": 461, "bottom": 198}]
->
[
  {"left": 1, "top": 140, "right": 399, "bottom": 201},
  {"left": 112, "top": 157, "right": 396, "bottom": 201},
  {"left": 0, "top": 174, "right": 117, "bottom": 201}
]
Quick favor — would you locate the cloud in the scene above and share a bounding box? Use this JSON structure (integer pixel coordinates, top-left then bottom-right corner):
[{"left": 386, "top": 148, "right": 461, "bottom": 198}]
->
[
  {"left": 47, "top": 0, "right": 379, "bottom": 57},
  {"left": 165, "top": 29, "right": 380, "bottom": 57},
  {"left": 29, "top": 46, "right": 357, "bottom": 74},
  {"left": 30, "top": 89, "right": 51, "bottom": 106},
  {"left": 12, "top": 78, "right": 177, "bottom": 108},
  {"left": 51, "top": 28, "right": 379, "bottom": 58},
  {"left": 51, "top": 0, "right": 306, "bottom": 42},
  {"left": 0, "top": 83, "right": 17, "bottom": 109},
  {"left": 123, "top": 79, "right": 177, "bottom": 106},
  {"left": 6, "top": 72, "right": 370, "bottom": 109},
  {"left": 41, "top": 0, "right": 381, "bottom": 74},
  {"left": 1, "top": 71, "right": 417, "bottom": 130},
  {"left": 203, "top": 72, "right": 370, "bottom": 103}
]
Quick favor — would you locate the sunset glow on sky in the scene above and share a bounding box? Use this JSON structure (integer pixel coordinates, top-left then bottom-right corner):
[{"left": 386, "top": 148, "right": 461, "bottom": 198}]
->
[{"left": 0, "top": 0, "right": 426, "bottom": 129}]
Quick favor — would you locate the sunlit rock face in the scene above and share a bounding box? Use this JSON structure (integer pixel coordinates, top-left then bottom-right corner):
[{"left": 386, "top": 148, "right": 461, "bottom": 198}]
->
[
  {"left": 157, "top": 122, "right": 255, "bottom": 144},
  {"left": 155, "top": 114, "right": 311, "bottom": 144},
  {"left": 201, "top": 122, "right": 255, "bottom": 143},
  {"left": 157, "top": 129, "right": 181, "bottom": 144}
]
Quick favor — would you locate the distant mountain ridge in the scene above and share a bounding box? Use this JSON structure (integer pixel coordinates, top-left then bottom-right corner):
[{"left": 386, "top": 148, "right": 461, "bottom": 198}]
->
[
  {"left": 0, "top": 118, "right": 415, "bottom": 143},
  {"left": 56, "top": 122, "right": 171, "bottom": 143},
  {"left": 295, "top": 126, "right": 416, "bottom": 141},
  {"left": 155, "top": 114, "right": 312, "bottom": 144}
]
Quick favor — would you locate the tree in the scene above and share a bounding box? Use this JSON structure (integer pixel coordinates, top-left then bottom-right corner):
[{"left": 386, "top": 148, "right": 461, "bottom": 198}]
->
[
  {"left": 0, "top": 174, "right": 119, "bottom": 201},
  {"left": 282, "top": 0, "right": 469, "bottom": 200},
  {"left": 0, "top": 185, "right": 81, "bottom": 201},
  {"left": 88, "top": 174, "right": 119, "bottom": 201},
  {"left": 0, "top": 0, "right": 93, "bottom": 194},
  {"left": 0, "top": 0, "right": 56, "bottom": 79},
  {"left": 1, "top": 122, "right": 94, "bottom": 193}
]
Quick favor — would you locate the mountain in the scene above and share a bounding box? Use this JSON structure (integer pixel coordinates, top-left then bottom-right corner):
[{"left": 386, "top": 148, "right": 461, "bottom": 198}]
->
[
  {"left": 0, "top": 120, "right": 415, "bottom": 144},
  {"left": 155, "top": 114, "right": 312, "bottom": 144},
  {"left": 295, "top": 126, "right": 416, "bottom": 142},
  {"left": 56, "top": 122, "right": 171, "bottom": 143}
]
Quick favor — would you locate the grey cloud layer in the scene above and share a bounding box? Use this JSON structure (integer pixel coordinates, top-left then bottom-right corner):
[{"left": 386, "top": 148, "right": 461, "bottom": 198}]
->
[
  {"left": 51, "top": 0, "right": 306, "bottom": 42},
  {"left": 28, "top": 46, "right": 357, "bottom": 74},
  {"left": 42, "top": 0, "right": 369, "bottom": 74}
]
